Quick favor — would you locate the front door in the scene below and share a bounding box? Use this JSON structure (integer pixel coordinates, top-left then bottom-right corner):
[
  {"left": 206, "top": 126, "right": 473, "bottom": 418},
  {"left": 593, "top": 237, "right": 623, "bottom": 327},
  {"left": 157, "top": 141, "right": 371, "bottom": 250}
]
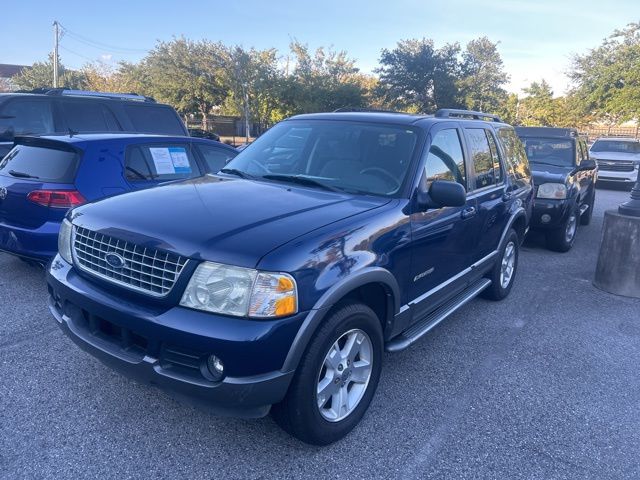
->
[{"left": 409, "top": 124, "right": 478, "bottom": 320}]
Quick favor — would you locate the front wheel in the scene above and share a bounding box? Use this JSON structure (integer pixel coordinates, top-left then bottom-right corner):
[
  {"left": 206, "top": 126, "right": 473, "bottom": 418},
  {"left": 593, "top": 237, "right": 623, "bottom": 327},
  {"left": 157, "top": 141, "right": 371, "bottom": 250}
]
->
[
  {"left": 547, "top": 205, "right": 578, "bottom": 252},
  {"left": 271, "top": 302, "right": 383, "bottom": 445}
]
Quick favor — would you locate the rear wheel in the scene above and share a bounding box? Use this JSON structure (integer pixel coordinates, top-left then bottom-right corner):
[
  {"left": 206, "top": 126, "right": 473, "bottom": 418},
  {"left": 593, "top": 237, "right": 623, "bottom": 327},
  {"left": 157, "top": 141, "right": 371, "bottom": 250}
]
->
[
  {"left": 271, "top": 302, "right": 383, "bottom": 445},
  {"left": 547, "top": 205, "right": 578, "bottom": 252},
  {"left": 482, "top": 228, "right": 519, "bottom": 301}
]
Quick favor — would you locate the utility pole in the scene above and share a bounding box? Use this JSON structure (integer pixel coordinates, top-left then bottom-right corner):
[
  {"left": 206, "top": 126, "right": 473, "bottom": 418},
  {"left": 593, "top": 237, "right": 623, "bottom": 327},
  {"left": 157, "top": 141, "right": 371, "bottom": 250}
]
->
[{"left": 53, "top": 21, "right": 60, "bottom": 88}]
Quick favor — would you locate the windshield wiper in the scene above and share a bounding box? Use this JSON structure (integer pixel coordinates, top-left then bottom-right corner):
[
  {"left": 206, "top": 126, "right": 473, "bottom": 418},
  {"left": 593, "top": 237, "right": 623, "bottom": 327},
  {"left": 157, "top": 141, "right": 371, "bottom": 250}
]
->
[
  {"left": 219, "top": 168, "right": 254, "bottom": 179},
  {"left": 8, "top": 170, "right": 39, "bottom": 179},
  {"left": 261, "top": 174, "right": 341, "bottom": 192},
  {"left": 529, "top": 161, "right": 566, "bottom": 167}
]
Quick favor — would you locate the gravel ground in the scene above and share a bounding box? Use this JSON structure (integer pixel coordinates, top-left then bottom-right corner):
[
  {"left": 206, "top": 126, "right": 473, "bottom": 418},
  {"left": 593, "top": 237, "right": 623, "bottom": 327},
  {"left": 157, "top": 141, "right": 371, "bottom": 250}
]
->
[{"left": 1, "top": 185, "right": 639, "bottom": 480}]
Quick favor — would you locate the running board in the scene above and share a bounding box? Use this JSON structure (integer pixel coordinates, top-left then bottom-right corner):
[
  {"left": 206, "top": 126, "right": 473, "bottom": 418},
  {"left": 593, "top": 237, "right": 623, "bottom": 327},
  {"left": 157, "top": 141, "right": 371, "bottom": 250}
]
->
[
  {"left": 385, "top": 278, "right": 492, "bottom": 353},
  {"left": 579, "top": 204, "right": 589, "bottom": 215}
]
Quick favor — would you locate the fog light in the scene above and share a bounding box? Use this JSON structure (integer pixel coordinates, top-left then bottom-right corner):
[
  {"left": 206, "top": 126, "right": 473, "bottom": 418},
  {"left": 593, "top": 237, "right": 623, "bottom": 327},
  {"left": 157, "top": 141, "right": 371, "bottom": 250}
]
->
[
  {"left": 541, "top": 214, "right": 551, "bottom": 223},
  {"left": 206, "top": 354, "right": 225, "bottom": 380}
]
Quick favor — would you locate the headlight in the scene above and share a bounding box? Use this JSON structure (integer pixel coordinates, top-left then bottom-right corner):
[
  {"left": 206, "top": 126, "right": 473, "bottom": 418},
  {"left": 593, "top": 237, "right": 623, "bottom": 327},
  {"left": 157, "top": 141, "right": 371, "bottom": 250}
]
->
[
  {"left": 537, "top": 183, "right": 567, "bottom": 199},
  {"left": 180, "top": 261, "right": 297, "bottom": 318},
  {"left": 58, "top": 219, "right": 73, "bottom": 264}
]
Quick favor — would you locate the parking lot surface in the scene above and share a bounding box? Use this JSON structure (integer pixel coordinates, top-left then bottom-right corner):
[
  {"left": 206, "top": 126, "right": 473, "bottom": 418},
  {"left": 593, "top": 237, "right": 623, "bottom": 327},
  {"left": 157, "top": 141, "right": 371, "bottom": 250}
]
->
[{"left": 1, "top": 186, "right": 639, "bottom": 480}]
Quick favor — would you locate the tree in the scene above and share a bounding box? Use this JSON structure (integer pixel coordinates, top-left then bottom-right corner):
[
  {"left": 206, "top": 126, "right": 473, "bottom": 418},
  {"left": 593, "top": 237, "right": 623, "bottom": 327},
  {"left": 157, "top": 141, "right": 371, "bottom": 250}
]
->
[
  {"left": 458, "top": 37, "right": 509, "bottom": 113},
  {"left": 496, "top": 93, "right": 520, "bottom": 125},
  {"left": 376, "top": 38, "right": 462, "bottom": 113},
  {"left": 132, "top": 38, "right": 228, "bottom": 128},
  {"left": 81, "top": 61, "right": 141, "bottom": 93},
  {"left": 12, "top": 54, "right": 86, "bottom": 90},
  {"left": 518, "top": 80, "right": 557, "bottom": 126},
  {"left": 0, "top": 77, "right": 12, "bottom": 93},
  {"left": 569, "top": 22, "right": 640, "bottom": 123}
]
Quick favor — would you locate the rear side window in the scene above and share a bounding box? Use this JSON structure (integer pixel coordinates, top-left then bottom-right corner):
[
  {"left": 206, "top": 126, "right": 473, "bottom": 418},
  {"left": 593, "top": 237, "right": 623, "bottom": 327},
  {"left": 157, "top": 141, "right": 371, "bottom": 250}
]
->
[
  {"left": 196, "top": 144, "right": 237, "bottom": 172},
  {"left": 63, "top": 101, "right": 120, "bottom": 132},
  {"left": 0, "top": 145, "right": 79, "bottom": 183},
  {"left": 465, "top": 128, "right": 497, "bottom": 190},
  {"left": 123, "top": 105, "right": 186, "bottom": 135},
  {"left": 0, "top": 99, "right": 54, "bottom": 136},
  {"left": 125, "top": 144, "right": 201, "bottom": 182},
  {"left": 424, "top": 128, "right": 466, "bottom": 186},
  {"left": 497, "top": 128, "right": 531, "bottom": 188}
]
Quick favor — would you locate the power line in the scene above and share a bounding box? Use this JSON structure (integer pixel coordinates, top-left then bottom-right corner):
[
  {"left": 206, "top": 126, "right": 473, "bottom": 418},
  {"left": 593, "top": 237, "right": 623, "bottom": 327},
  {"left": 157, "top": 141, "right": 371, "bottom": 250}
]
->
[
  {"left": 59, "top": 45, "right": 98, "bottom": 63},
  {"left": 58, "top": 23, "right": 150, "bottom": 54}
]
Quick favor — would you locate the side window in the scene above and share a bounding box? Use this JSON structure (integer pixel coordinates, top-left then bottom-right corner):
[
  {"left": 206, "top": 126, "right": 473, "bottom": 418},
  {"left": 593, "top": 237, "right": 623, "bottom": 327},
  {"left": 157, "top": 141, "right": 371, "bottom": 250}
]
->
[
  {"left": 0, "top": 99, "right": 54, "bottom": 136},
  {"left": 196, "top": 144, "right": 237, "bottom": 172},
  {"left": 497, "top": 128, "right": 531, "bottom": 189},
  {"left": 123, "top": 105, "right": 186, "bottom": 135},
  {"left": 63, "top": 101, "right": 120, "bottom": 132},
  {"left": 577, "top": 140, "right": 587, "bottom": 164},
  {"left": 465, "top": 128, "right": 496, "bottom": 190},
  {"left": 125, "top": 144, "right": 201, "bottom": 182},
  {"left": 486, "top": 129, "right": 503, "bottom": 184},
  {"left": 424, "top": 128, "right": 466, "bottom": 186}
]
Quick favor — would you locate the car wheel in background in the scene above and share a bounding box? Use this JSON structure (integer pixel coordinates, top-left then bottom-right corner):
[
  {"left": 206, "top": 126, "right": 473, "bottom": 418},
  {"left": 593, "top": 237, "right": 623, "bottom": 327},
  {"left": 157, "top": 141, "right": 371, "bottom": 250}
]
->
[
  {"left": 482, "top": 228, "right": 519, "bottom": 301},
  {"left": 271, "top": 302, "right": 383, "bottom": 445},
  {"left": 547, "top": 204, "right": 579, "bottom": 252}
]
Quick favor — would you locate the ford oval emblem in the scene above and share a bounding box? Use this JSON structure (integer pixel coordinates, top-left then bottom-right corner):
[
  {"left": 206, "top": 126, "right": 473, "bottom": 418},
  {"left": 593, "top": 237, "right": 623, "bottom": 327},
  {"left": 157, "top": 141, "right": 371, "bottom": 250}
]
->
[
  {"left": 0, "top": 187, "right": 7, "bottom": 201},
  {"left": 105, "top": 252, "right": 126, "bottom": 269}
]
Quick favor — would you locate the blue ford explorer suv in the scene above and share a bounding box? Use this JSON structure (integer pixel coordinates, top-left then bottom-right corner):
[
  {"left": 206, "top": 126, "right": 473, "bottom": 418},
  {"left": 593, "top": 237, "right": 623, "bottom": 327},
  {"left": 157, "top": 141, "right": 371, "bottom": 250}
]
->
[
  {"left": 0, "top": 134, "right": 237, "bottom": 262},
  {"left": 47, "top": 110, "right": 533, "bottom": 445}
]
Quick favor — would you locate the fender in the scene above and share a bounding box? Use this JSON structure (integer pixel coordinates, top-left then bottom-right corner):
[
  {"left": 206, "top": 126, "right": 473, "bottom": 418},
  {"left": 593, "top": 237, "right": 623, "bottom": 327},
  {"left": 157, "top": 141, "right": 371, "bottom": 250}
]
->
[
  {"left": 281, "top": 267, "right": 400, "bottom": 372},
  {"left": 499, "top": 205, "right": 527, "bottom": 246}
]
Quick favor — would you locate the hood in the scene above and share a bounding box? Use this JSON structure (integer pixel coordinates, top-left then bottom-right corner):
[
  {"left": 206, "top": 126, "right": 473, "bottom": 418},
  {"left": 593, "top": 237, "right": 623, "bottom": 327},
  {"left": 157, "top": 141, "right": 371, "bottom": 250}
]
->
[
  {"left": 529, "top": 163, "right": 573, "bottom": 185},
  {"left": 70, "top": 175, "right": 390, "bottom": 268},
  {"left": 589, "top": 151, "right": 640, "bottom": 162}
]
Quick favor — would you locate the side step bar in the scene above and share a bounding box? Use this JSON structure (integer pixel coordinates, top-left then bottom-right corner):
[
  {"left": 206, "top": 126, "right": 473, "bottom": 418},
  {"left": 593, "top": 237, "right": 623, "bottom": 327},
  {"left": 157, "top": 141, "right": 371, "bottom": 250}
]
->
[
  {"left": 385, "top": 278, "right": 492, "bottom": 353},
  {"left": 579, "top": 204, "right": 589, "bottom": 215}
]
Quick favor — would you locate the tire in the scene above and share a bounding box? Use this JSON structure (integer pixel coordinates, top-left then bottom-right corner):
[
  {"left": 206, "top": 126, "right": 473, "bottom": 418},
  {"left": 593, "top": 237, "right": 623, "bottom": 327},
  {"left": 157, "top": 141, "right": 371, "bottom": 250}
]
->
[
  {"left": 481, "top": 228, "right": 519, "bottom": 301},
  {"left": 271, "top": 302, "right": 383, "bottom": 445},
  {"left": 546, "top": 204, "right": 578, "bottom": 252},
  {"left": 580, "top": 189, "right": 595, "bottom": 226}
]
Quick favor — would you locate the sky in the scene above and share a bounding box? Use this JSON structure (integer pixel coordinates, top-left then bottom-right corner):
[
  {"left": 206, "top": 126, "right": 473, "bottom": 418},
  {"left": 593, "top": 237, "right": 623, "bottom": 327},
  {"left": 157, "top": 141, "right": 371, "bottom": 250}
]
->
[{"left": 2, "top": 0, "right": 639, "bottom": 97}]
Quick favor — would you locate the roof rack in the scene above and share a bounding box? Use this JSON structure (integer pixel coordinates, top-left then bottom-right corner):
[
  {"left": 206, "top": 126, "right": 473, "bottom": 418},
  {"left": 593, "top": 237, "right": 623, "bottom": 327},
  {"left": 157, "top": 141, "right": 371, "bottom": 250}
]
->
[
  {"left": 332, "top": 107, "right": 410, "bottom": 114},
  {"left": 26, "top": 88, "right": 156, "bottom": 103},
  {"left": 435, "top": 109, "right": 502, "bottom": 123}
]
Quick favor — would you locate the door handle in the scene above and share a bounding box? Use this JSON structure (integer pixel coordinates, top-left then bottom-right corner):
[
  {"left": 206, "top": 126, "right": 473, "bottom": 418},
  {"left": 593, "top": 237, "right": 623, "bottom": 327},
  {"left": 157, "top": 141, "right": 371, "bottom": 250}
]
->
[{"left": 461, "top": 206, "right": 476, "bottom": 219}]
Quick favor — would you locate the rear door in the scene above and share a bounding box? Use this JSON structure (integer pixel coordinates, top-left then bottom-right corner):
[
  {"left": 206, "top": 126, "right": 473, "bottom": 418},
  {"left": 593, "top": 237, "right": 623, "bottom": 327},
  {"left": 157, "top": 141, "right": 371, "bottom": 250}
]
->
[
  {"left": 123, "top": 142, "right": 203, "bottom": 190},
  {"left": 0, "top": 141, "right": 80, "bottom": 229},
  {"left": 462, "top": 125, "right": 511, "bottom": 262}
]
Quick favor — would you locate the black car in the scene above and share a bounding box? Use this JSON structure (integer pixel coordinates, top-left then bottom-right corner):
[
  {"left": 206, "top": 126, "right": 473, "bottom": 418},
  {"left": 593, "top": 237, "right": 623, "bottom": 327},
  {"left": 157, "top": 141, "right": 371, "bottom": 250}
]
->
[
  {"left": 0, "top": 89, "right": 189, "bottom": 158},
  {"left": 516, "top": 127, "right": 597, "bottom": 252},
  {"left": 188, "top": 128, "right": 221, "bottom": 142},
  {"left": 47, "top": 109, "right": 533, "bottom": 445}
]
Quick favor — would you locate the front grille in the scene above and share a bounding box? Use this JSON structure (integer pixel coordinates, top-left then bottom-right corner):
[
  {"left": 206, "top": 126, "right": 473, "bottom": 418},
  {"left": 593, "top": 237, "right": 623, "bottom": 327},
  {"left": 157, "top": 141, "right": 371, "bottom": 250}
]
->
[
  {"left": 597, "top": 161, "right": 636, "bottom": 172},
  {"left": 73, "top": 226, "right": 188, "bottom": 297}
]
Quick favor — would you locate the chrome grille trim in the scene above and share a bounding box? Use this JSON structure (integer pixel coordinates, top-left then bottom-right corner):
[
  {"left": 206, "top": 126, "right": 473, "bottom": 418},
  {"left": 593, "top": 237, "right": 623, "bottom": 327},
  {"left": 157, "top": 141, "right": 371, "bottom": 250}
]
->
[
  {"left": 596, "top": 161, "right": 636, "bottom": 172},
  {"left": 72, "top": 226, "right": 188, "bottom": 297}
]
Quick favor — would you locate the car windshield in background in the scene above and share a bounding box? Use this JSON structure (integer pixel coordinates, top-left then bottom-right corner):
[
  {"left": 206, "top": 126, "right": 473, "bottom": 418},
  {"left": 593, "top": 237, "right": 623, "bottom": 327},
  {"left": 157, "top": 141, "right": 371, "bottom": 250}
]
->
[
  {"left": 0, "top": 145, "right": 79, "bottom": 183},
  {"left": 223, "top": 120, "right": 420, "bottom": 196},
  {"left": 521, "top": 137, "right": 574, "bottom": 167},
  {"left": 590, "top": 139, "right": 640, "bottom": 154}
]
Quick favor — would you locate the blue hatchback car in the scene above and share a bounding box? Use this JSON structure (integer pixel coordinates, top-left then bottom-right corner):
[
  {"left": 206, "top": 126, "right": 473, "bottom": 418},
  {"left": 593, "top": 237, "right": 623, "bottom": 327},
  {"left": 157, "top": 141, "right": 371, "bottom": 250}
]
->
[{"left": 0, "top": 134, "right": 237, "bottom": 262}]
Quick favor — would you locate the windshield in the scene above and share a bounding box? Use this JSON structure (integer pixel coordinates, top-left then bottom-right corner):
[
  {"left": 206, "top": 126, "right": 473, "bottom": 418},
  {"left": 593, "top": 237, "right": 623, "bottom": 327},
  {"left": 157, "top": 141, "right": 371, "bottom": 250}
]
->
[
  {"left": 590, "top": 139, "right": 640, "bottom": 154},
  {"left": 521, "top": 137, "right": 574, "bottom": 167},
  {"left": 223, "top": 120, "right": 421, "bottom": 196}
]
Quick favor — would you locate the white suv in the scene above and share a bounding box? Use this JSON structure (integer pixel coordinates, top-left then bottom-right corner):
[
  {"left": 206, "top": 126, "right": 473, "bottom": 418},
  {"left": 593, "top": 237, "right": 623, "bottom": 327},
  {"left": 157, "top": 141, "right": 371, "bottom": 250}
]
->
[{"left": 589, "top": 137, "right": 640, "bottom": 185}]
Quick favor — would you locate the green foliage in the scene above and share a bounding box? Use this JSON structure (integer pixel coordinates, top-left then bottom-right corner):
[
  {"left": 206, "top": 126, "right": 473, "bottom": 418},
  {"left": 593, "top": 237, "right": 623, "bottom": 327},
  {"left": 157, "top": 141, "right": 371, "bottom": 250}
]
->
[
  {"left": 376, "top": 38, "right": 462, "bottom": 113},
  {"left": 569, "top": 22, "right": 640, "bottom": 123},
  {"left": 13, "top": 54, "right": 86, "bottom": 90}
]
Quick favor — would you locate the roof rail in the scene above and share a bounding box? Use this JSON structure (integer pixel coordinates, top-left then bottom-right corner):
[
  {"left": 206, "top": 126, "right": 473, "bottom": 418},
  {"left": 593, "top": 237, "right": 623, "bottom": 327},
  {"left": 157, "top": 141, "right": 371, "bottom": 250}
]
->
[
  {"left": 332, "top": 107, "right": 410, "bottom": 114},
  {"left": 30, "top": 88, "right": 156, "bottom": 103},
  {"left": 435, "top": 109, "right": 502, "bottom": 123}
]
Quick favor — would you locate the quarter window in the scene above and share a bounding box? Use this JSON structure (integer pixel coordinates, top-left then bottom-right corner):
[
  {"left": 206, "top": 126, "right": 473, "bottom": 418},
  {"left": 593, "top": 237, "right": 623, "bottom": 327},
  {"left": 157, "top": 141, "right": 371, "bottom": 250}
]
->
[
  {"left": 424, "top": 129, "right": 466, "bottom": 186},
  {"left": 465, "top": 128, "right": 496, "bottom": 189},
  {"left": 196, "top": 144, "right": 237, "bottom": 172},
  {"left": 0, "top": 99, "right": 54, "bottom": 136}
]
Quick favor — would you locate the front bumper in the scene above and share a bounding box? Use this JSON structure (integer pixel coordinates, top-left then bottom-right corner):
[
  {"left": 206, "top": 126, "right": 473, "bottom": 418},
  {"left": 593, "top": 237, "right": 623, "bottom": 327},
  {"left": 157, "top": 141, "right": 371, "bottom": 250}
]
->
[
  {"left": 47, "top": 256, "right": 306, "bottom": 417},
  {"left": 597, "top": 168, "right": 638, "bottom": 183},
  {"left": 0, "top": 219, "right": 59, "bottom": 261},
  {"left": 530, "top": 198, "right": 571, "bottom": 229}
]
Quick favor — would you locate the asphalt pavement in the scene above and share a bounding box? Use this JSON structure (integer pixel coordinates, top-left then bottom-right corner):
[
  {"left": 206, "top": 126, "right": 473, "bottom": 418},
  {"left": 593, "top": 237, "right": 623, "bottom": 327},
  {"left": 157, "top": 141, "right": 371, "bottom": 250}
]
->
[{"left": 1, "top": 185, "right": 639, "bottom": 480}]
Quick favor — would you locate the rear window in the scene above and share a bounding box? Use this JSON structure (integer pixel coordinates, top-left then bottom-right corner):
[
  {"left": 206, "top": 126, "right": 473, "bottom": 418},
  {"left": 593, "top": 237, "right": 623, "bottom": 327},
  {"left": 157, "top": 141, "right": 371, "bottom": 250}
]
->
[
  {"left": 123, "top": 104, "right": 186, "bottom": 135},
  {"left": 0, "top": 99, "right": 54, "bottom": 137},
  {"left": 0, "top": 144, "right": 79, "bottom": 183},
  {"left": 125, "top": 144, "right": 201, "bottom": 182},
  {"left": 63, "top": 101, "right": 120, "bottom": 132}
]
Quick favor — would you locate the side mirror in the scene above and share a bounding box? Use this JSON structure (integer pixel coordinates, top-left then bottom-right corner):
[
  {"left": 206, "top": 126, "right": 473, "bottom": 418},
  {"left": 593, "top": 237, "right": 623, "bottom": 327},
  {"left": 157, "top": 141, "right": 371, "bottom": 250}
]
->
[
  {"left": 580, "top": 158, "right": 597, "bottom": 170},
  {"left": 417, "top": 180, "right": 466, "bottom": 210}
]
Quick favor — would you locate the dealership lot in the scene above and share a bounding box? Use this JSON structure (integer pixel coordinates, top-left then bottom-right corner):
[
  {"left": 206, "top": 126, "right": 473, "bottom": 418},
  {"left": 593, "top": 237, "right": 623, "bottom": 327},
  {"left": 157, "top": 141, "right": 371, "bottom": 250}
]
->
[{"left": 1, "top": 186, "right": 639, "bottom": 479}]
